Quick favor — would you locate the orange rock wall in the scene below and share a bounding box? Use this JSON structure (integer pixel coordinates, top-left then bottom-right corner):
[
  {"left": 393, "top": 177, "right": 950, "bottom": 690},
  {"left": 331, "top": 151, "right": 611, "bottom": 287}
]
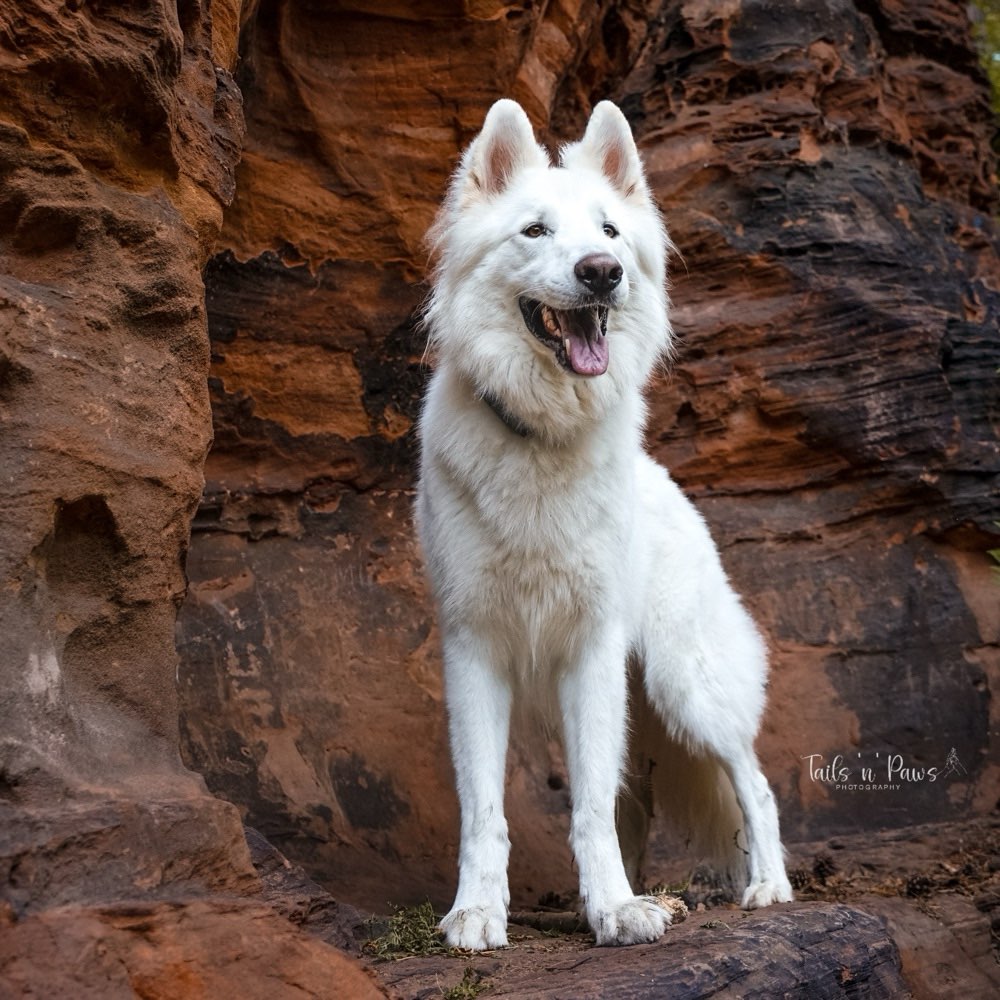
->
[
  {"left": 0, "top": 0, "right": 242, "bottom": 811},
  {"left": 0, "top": 5, "right": 387, "bottom": 994}
]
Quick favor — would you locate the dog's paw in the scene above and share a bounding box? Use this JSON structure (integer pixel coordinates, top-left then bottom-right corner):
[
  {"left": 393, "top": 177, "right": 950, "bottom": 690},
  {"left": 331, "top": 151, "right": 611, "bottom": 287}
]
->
[
  {"left": 439, "top": 905, "right": 508, "bottom": 950},
  {"left": 592, "top": 895, "right": 671, "bottom": 947},
  {"left": 741, "top": 876, "right": 794, "bottom": 909}
]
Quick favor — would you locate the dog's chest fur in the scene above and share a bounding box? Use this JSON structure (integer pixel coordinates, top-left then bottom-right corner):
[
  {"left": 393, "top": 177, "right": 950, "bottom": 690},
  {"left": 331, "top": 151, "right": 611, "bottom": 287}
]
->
[{"left": 426, "top": 403, "right": 639, "bottom": 673}]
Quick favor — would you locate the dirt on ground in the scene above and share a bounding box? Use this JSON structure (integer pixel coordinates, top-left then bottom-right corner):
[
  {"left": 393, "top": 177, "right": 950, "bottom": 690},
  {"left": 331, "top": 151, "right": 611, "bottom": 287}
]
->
[{"left": 261, "top": 815, "right": 999, "bottom": 998}]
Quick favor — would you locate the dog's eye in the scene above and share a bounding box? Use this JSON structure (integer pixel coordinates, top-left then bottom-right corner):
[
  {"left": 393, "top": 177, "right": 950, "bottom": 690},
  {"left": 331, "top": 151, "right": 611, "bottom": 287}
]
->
[
  {"left": 603, "top": 223, "right": 619, "bottom": 239},
  {"left": 522, "top": 223, "right": 547, "bottom": 238}
]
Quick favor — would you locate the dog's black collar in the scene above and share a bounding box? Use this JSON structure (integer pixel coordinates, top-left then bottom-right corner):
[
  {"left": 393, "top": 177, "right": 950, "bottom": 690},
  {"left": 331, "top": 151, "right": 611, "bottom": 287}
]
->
[{"left": 479, "top": 389, "right": 531, "bottom": 438}]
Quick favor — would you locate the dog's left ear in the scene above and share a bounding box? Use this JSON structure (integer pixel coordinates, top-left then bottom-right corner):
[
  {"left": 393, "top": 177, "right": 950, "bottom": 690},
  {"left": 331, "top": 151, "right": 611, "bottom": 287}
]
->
[{"left": 564, "top": 101, "right": 648, "bottom": 201}]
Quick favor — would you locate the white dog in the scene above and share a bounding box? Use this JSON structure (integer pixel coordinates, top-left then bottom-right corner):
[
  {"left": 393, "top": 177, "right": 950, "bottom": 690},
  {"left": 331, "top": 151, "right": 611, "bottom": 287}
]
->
[{"left": 415, "top": 99, "right": 792, "bottom": 950}]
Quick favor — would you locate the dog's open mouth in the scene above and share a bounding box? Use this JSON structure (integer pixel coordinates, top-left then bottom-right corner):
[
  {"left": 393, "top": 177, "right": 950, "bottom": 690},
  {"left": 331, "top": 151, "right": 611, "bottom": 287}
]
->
[{"left": 518, "top": 297, "right": 609, "bottom": 377}]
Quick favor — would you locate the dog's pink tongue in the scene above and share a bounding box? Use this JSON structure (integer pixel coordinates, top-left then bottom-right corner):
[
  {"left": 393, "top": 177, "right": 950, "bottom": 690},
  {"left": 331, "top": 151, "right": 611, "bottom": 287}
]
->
[{"left": 563, "top": 311, "right": 609, "bottom": 377}]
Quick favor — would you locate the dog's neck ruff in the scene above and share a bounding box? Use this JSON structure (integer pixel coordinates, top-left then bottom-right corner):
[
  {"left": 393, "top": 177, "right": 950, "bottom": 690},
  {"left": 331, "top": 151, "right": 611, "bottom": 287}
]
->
[{"left": 479, "top": 388, "right": 531, "bottom": 439}]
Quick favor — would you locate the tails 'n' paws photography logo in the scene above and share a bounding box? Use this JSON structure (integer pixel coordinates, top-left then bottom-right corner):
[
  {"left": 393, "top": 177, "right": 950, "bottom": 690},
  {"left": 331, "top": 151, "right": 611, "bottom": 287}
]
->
[{"left": 801, "top": 747, "right": 967, "bottom": 793}]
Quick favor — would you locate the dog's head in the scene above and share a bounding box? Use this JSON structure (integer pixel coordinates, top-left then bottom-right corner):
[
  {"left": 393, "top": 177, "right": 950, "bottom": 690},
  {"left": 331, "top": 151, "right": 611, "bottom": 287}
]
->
[{"left": 425, "top": 100, "right": 671, "bottom": 433}]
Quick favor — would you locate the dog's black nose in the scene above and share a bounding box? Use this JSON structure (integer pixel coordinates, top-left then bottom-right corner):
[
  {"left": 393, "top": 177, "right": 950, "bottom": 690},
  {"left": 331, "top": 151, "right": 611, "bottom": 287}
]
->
[{"left": 575, "top": 253, "right": 623, "bottom": 297}]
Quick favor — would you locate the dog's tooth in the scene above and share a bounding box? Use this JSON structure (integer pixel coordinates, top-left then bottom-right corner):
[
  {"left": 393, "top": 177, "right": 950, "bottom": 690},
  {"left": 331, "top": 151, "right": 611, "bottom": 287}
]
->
[
  {"left": 564, "top": 337, "right": 571, "bottom": 355},
  {"left": 543, "top": 307, "right": 558, "bottom": 334}
]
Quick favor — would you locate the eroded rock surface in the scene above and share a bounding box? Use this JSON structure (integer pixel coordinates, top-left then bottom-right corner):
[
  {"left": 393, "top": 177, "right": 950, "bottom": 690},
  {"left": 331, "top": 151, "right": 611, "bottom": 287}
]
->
[
  {"left": 368, "top": 817, "right": 999, "bottom": 999},
  {"left": 625, "top": 0, "right": 1000, "bottom": 846},
  {"left": 0, "top": 0, "right": 270, "bottom": 961},
  {"left": 0, "top": 0, "right": 241, "bottom": 809},
  {"left": 0, "top": 897, "right": 384, "bottom": 1000}
]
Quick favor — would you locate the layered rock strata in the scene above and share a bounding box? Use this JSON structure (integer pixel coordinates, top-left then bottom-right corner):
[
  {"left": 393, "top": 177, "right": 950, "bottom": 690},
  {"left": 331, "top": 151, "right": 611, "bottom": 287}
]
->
[{"left": 0, "top": 2, "right": 378, "bottom": 995}]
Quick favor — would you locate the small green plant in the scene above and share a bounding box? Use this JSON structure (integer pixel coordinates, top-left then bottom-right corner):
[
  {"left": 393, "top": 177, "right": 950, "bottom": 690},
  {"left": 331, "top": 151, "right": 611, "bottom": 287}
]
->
[
  {"left": 441, "top": 965, "right": 489, "bottom": 999},
  {"left": 971, "top": 1, "right": 1000, "bottom": 112},
  {"left": 363, "top": 901, "right": 447, "bottom": 959},
  {"left": 990, "top": 547, "right": 1000, "bottom": 577},
  {"left": 700, "top": 918, "right": 728, "bottom": 930},
  {"left": 988, "top": 522, "right": 1000, "bottom": 581}
]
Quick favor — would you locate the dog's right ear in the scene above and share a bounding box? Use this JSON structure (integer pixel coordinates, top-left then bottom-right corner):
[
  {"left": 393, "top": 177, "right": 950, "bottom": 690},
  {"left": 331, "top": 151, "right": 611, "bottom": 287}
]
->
[{"left": 462, "top": 99, "right": 549, "bottom": 197}]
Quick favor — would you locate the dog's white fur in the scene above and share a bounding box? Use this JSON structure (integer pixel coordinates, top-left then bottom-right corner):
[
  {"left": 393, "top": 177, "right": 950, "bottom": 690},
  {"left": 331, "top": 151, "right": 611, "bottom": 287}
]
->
[{"left": 416, "top": 99, "right": 792, "bottom": 949}]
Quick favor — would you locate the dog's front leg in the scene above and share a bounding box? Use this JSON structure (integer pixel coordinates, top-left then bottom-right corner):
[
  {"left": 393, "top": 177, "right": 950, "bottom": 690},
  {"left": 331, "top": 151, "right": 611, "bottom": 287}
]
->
[
  {"left": 439, "top": 631, "right": 512, "bottom": 950},
  {"left": 560, "top": 629, "right": 670, "bottom": 946}
]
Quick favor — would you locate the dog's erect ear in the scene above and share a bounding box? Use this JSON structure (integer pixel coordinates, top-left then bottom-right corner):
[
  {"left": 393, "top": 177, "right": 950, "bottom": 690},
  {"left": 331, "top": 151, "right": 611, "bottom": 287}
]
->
[
  {"left": 464, "top": 99, "right": 548, "bottom": 197},
  {"left": 566, "top": 101, "right": 647, "bottom": 200}
]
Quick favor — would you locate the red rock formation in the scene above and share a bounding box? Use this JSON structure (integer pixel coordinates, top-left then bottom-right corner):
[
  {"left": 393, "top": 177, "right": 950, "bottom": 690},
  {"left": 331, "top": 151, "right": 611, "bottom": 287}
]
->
[
  {"left": 0, "top": 899, "right": 383, "bottom": 999},
  {"left": 2, "top": 0, "right": 996, "bottom": 994},
  {"left": 0, "top": 0, "right": 254, "bottom": 881},
  {"left": 626, "top": 0, "right": 1000, "bottom": 844},
  {"left": 1, "top": 0, "right": 234, "bottom": 790},
  {"left": 0, "top": 2, "right": 380, "bottom": 996}
]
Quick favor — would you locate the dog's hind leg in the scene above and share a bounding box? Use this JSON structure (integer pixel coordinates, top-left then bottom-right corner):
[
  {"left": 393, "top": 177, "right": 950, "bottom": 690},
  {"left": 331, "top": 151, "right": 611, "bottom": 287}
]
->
[
  {"left": 620, "top": 670, "right": 746, "bottom": 896},
  {"left": 560, "top": 626, "right": 671, "bottom": 946},
  {"left": 438, "top": 630, "right": 512, "bottom": 950},
  {"left": 639, "top": 596, "right": 793, "bottom": 908},
  {"left": 717, "top": 740, "right": 791, "bottom": 908}
]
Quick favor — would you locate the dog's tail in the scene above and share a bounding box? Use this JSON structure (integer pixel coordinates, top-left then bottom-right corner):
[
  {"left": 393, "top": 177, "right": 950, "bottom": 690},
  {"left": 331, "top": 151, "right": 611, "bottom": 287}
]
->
[{"left": 617, "top": 668, "right": 748, "bottom": 897}]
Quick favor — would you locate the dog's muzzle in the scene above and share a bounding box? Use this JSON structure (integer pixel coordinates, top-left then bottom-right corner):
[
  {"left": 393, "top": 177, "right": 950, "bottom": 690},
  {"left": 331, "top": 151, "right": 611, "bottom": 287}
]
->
[{"left": 518, "top": 253, "right": 621, "bottom": 377}]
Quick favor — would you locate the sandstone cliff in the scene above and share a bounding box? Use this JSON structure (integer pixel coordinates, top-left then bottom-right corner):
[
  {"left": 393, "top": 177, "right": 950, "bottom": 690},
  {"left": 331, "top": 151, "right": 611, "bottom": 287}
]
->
[
  {"left": 1, "top": 0, "right": 247, "bottom": 876},
  {"left": 0, "top": 1, "right": 379, "bottom": 994}
]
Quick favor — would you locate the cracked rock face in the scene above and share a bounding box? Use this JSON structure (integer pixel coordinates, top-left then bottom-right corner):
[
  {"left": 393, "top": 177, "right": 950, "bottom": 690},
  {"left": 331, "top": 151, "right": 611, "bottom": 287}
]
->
[{"left": 629, "top": 0, "right": 999, "bottom": 846}]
